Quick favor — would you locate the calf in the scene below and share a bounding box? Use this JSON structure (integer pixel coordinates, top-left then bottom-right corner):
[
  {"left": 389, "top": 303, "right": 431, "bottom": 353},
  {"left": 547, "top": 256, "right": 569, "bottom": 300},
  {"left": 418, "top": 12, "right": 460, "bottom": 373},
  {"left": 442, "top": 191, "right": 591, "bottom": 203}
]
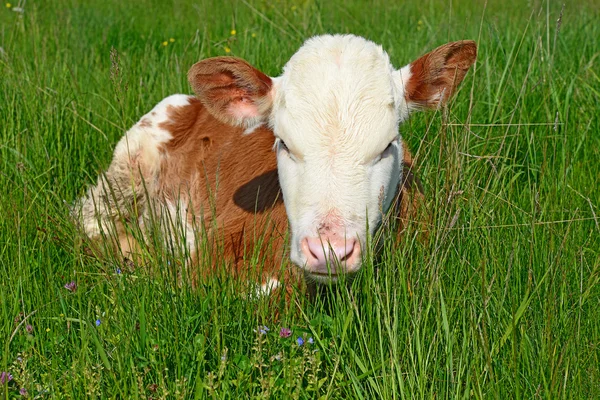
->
[{"left": 76, "top": 34, "right": 476, "bottom": 294}]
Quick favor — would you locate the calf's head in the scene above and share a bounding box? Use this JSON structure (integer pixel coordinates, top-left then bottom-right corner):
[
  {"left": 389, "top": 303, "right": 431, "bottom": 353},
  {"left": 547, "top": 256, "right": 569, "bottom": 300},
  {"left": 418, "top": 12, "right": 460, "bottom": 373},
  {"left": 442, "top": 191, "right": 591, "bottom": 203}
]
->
[{"left": 189, "top": 35, "right": 476, "bottom": 282}]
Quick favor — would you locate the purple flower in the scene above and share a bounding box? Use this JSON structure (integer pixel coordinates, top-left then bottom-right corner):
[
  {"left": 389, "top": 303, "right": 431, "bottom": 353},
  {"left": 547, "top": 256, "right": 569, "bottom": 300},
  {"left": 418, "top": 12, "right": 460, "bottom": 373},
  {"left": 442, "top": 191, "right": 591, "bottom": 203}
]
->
[
  {"left": 19, "top": 387, "right": 27, "bottom": 396},
  {"left": 64, "top": 281, "right": 77, "bottom": 292},
  {"left": 279, "top": 327, "right": 292, "bottom": 338},
  {"left": 307, "top": 337, "right": 314, "bottom": 344},
  {"left": 25, "top": 324, "right": 33, "bottom": 334},
  {"left": 95, "top": 319, "right": 101, "bottom": 326},
  {"left": 296, "top": 337, "right": 304, "bottom": 346},
  {"left": 0, "top": 371, "right": 13, "bottom": 385},
  {"left": 116, "top": 268, "right": 122, "bottom": 274}
]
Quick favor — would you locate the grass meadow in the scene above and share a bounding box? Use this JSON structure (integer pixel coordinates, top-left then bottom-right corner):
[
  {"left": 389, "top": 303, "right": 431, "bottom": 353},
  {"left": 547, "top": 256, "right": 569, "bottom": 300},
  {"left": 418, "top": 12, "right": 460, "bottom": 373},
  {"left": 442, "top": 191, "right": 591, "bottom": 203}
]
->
[{"left": 1, "top": 0, "right": 599, "bottom": 398}]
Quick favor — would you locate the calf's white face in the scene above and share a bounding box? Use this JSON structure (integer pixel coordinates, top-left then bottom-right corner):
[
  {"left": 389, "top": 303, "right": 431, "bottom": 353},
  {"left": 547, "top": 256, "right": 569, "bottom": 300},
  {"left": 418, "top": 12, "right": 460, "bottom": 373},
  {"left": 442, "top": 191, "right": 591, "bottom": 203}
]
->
[{"left": 188, "top": 34, "right": 476, "bottom": 282}]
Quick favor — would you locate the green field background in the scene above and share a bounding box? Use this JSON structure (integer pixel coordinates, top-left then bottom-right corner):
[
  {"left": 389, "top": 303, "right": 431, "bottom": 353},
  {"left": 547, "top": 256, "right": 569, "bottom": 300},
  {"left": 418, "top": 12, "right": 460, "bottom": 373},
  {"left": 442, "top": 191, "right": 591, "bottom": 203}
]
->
[{"left": 1, "top": 0, "right": 599, "bottom": 398}]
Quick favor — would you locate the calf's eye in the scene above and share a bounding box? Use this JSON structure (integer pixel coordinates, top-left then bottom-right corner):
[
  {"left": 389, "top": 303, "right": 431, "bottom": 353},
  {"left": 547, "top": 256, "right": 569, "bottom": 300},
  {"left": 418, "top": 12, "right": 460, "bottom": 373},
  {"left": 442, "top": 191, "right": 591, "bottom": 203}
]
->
[
  {"left": 376, "top": 140, "right": 395, "bottom": 162},
  {"left": 383, "top": 142, "right": 393, "bottom": 154},
  {"left": 279, "top": 140, "right": 290, "bottom": 153}
]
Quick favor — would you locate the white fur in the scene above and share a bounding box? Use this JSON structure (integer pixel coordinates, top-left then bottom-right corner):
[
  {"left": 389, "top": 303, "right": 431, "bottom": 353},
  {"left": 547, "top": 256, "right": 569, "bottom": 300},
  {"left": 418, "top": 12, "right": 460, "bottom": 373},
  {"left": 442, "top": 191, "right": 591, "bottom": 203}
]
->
[
  {"left": 263, "top": 35, "right": 414, "bottom": 275},
  {"left": 258, "top": 278, "right": 281, "bottom": 296},
  {"left": 112, "top": 94, "right": 191, "bottom": 162},
  {"left": 78, "top": 94, "right": 193, "bottom": 239},
  {"left": 164, "top": 200, "right": 197, "bottom": 254},
  {"left": 245, "top": 278, "right": 281, "bottom": 299}
]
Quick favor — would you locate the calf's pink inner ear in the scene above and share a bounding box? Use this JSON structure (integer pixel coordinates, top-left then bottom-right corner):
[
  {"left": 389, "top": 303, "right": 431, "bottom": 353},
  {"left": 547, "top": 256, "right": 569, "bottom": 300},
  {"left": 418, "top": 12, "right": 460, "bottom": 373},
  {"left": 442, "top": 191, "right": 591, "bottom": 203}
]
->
[
  {"left": 405, "top": 40, "right": 477, "bottom": 108},
  {"left": 187, "top": 57, "right": 273, "bottom": 127}
]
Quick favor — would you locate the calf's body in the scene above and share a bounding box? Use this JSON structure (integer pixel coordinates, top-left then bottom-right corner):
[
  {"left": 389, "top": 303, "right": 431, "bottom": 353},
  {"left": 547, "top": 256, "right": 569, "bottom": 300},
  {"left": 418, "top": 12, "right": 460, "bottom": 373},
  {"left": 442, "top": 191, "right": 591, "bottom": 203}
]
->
[
  {"left": 77, "top": 94, "right": 422, "bottom": 291},
  {"left": 76, "top": 34, "right": 476, "bottom": 294}
]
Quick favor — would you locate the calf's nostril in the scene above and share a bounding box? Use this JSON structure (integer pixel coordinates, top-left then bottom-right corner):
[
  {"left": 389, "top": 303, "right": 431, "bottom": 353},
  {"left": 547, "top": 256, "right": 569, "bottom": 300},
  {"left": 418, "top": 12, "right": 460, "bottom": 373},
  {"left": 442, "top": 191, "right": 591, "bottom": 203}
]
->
[
  {"left": 302, "top": 237, "right": 326, "bottom": 265},
  {"left": 339, "top": 246, "right": 353, "bottom": 262},
  {"left": 335, "top": 239, "right": 357, "bottom": 262},
  {"left": 308, "top": 245, "right": 319, "bottom": 261}
]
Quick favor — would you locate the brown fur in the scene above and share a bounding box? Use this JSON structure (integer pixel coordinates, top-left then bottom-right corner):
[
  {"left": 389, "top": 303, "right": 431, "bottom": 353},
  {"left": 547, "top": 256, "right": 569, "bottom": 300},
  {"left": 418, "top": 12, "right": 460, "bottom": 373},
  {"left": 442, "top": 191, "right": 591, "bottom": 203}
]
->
[
  {"left": 156, "top": 98, "right": 290, "bottom": 285},
  {"left": 406, "top": 40, "right": 477, "bottom": 107},
  {"left": 187, "top": 57, "right": 273, "bottom": 127}
]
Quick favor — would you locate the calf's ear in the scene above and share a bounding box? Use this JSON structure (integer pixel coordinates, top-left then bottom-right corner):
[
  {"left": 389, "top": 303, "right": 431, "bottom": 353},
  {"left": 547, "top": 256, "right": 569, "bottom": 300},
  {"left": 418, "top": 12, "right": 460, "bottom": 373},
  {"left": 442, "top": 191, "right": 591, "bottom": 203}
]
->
[
  {"left": 394, "top": 40, "right": 477, "bottom": 111},
  {"left": 188, "top": 57, "right": 273, "bottom": 130}
]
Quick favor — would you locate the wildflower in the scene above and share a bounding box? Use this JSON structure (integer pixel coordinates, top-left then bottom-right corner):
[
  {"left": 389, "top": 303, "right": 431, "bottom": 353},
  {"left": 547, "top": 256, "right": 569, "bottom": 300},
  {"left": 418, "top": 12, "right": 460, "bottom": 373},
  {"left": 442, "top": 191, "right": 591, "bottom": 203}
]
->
[
  {"left": 19, "top": 387, "right": 27, "bottom": 396},
  {"left": 162, "top": 41, "right": 168, "bottom": 46},
  {"left": 254, "top": 325, "right": 269, "bottom": 335},
  {"left": 230, "top": 29, "right": 236, "bottom": 36},
  {"left": 45, "top": 328, "right": 50, "bottom": 332},
  {"left": 26, "top": 324, "right": 33, "bottom": 333},
  {"left": 0, "top": 371, "right": 12, "bottom": 385},
  {"left": 64, "top": 281, "right": 77, "bottom": 292},
  {"left": 296, "top": 337, "right": 304, "bottom": 346},
  {"left": 95, "top": 319, "right": 101, "bottom": 326},
  {"left": 5, "top": 3, "right": 10, "bottom": 8},
  {"left": 307, "top": 337, "right": 314, "bottom": 344},
  {"left": 224, "top": 46, "right": 231, "bottom": 53},
  {"left": 116, "top": 268, "right": 122, "bottom": 274},
  {"left": 169, "top": 38, "right": 175, "bottom": 43},
  {"left": 279, "top": 327, "right": 292, "bottom": 338},
  {"left": 251, "top": 33, "right": 257, "bottom": 38}
]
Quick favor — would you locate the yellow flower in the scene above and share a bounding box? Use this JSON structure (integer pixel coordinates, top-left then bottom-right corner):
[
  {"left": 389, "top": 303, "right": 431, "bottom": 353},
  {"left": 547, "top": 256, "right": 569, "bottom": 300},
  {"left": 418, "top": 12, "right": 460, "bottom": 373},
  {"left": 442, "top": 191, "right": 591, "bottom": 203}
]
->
[
  {"left": 251, "top": 33, "right": 257, "bottom": 38},
  {"left": 169, "top": 38, "right": 175, "bottom": 43},
  {"left": 162, "top": 41, "right": 168, "bottom": 46},
  {"left": 5, "top": 3, "right": 11, "bottom": 8},
  {"left": 291, "top": 5, "right": 297, "bottom": 10},
  {"left": 418, "top": 20, "right": 423, "bottom": 25},
  {"left": 46, "top": 328, "right": 50, "bottom": 332},
  {"left": 230, "top": 29, "right": 236, "bottom": 36},
  {"left": 224, "top": 46, "right": 231, "bottom": 53},
  {"left": 60, "top": 313, "right": 64, "bottom": 317}
]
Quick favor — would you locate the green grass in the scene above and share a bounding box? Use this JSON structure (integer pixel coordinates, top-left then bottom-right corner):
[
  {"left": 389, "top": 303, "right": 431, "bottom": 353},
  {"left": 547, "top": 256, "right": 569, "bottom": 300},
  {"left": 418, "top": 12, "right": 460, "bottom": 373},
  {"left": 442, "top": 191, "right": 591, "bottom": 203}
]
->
[{"left": 1, "top": 0, "right": 599, "bottom": 398}]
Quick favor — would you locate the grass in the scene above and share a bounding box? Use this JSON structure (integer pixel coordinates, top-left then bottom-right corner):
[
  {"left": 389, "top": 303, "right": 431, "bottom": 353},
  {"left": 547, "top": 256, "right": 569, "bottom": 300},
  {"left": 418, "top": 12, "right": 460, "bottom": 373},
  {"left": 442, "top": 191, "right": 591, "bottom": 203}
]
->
[{"left": 1, "top": 0, "right": 599, "bottom": 398}]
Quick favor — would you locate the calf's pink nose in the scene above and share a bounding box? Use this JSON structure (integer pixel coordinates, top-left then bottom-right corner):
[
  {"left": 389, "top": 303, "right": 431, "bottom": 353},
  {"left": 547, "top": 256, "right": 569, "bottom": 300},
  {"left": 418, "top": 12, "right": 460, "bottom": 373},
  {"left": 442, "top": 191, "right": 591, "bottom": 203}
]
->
[{"left": 301, "top": 236, "right": 360, "bottom": 274}]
